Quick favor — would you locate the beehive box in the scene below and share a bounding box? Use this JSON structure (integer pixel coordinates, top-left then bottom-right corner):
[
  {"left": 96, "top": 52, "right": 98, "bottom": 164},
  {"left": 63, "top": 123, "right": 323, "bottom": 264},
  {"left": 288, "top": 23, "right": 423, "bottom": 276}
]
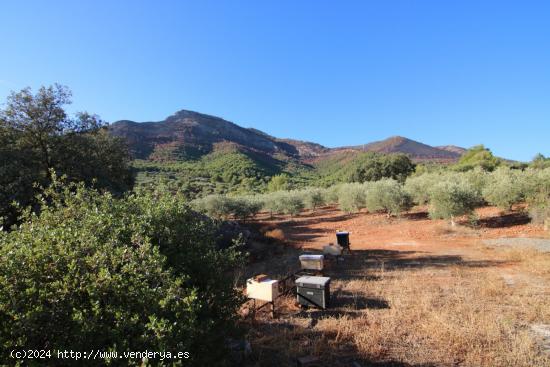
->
[
  {"left": 299, "top": 254, "right": 324, "bottom": 271},
  {"left": 246, "top": 277, "right": 279, "bottom": 302},
  {"left": 296, "top": 276, "right": 331, "bottom": 309}
]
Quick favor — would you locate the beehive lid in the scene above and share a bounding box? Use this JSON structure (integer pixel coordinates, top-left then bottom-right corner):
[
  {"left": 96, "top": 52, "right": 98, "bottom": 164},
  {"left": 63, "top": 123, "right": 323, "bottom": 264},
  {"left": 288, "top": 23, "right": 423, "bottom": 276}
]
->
[
  {"left": 299, "top": 254, "right": 324, "bottom": 261},
  {"left": 247, "top": 277, "right": 277, "bottom": 285},
  {"left": 296, "top": 276, "right": 330, "bottom": 287}
]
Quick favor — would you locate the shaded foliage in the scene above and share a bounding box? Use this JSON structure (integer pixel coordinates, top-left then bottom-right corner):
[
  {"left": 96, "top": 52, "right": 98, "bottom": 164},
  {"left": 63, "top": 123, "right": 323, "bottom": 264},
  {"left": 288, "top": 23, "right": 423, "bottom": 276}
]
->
[{"left": 0, "top": 178, "right": 245, "bottom": 366}]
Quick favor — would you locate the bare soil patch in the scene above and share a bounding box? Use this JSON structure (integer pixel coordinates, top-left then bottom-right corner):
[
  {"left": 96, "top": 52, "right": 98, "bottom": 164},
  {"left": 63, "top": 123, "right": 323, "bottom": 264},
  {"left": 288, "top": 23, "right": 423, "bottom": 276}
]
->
[{"left": 242, "top": 206, "right": 550, "bottom": 366}]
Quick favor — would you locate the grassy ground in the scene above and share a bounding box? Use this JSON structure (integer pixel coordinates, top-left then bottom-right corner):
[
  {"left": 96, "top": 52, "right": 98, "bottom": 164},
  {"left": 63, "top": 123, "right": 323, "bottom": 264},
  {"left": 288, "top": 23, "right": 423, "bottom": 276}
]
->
[{"left": 241, "top": 207, "right": 550, "bottom": 366}]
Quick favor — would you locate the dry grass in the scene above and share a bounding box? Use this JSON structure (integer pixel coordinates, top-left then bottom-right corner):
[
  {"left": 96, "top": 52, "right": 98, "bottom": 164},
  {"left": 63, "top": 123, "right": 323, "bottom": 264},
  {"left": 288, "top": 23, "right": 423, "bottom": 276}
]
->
[{"left": 244, "top": 248, "right": 550, "bottom": 366}]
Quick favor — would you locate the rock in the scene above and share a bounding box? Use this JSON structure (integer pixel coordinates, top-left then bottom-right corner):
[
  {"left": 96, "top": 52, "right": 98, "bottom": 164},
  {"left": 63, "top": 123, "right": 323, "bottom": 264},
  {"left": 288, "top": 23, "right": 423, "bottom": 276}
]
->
[
  {"left": 227, "top": 338, "right": 252, "bottom": 365},
  {"left": 531, "top": 324, "right": 550, "bottom": 355}
]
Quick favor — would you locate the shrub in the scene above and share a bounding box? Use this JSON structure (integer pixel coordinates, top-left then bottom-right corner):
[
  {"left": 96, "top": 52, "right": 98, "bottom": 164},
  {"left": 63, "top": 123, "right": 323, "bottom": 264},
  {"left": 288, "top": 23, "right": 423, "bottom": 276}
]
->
[
  {"left": 366, "top": 179, "right": 412, "bottom": 217},
  {"left": 0, "top": 179, "right": 245, "bottom": 366},
  {"left": 482, "top": 167, "right": 526, "bottom": 211},
  {"left": 428, "top": 180, "right": 480, "bottom": 225},
  {"left": 338, "top": 183, "right": 367, "bottom": 214}
]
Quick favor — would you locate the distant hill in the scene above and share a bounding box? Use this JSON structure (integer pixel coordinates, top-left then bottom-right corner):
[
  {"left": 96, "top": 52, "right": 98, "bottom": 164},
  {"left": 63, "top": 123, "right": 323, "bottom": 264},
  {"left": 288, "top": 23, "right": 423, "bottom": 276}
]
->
[
  {"left": 109, "top": 109, "right": 464, "bottom": 162},
  {"left": 436, "top": 145, "right": 468, "bottom": 156},
  {"left": 340, "top": 136, "right": 462, "bottom": 161}
]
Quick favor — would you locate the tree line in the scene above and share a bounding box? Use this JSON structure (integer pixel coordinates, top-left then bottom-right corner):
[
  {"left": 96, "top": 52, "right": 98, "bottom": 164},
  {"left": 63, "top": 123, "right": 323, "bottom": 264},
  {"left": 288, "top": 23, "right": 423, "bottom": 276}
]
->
[{"left": 193, "top": 166, "right": 550, "bottom": 227}]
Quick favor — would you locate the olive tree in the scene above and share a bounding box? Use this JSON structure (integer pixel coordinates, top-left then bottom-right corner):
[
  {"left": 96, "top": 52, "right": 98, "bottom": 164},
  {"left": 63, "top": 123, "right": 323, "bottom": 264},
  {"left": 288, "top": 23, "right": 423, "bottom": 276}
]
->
[
  {"left": 366, "top": 179, "right": 412, "bottom": 217},
  {"left": 302, "top": 188, "right": 326, "bottom": 211},
  {"left": 428, "top": 180, "right": 480, "bottom": 226},
  {"left": 338, "top": 183, "right": 367, "bottom": 214},
  {"left": 482, "top": 167, "right": 526, "bottom": 211},
  {"left": 404, "top": 173, "right": 439, "bottom": 205},
  {"left": 262, "top": 191, "right": 286, "bottom": 216},
  {"left": 193, "top": 194, "right": 234, "bottom": 219},
  {"left": 524, "top": 168, "right": 550, "bottom": 226},
  {"left": 279, "top": 191, "right": 305, "bottom": 217},
  {"left": 230, "top": 196, "right": 264, "bottom": 222}
]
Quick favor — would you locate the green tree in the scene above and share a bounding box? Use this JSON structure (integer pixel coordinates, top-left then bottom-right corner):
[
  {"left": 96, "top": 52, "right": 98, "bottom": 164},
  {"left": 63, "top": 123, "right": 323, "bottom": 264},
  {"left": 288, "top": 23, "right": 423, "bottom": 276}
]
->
[
  {"left": 428, "top": 180, "right": 480, "bottom": 226},
  {"left": 349, "top": 153, "right": 415, "bottom": 183},
  {"left": 338, "top": 183, "right": 367, "bottom": 214},
  {"left": 0, "top": 85, "right": 133, "bottom": 227},
  {"left": 453, "top": 145, "right": 501, "bottom": 172},
  {"left": 303, "top": 188, "right": 326, "bottom": 211},
  {"left": 279, "top": 191, "right": 304, "bottom": 217},
  {"left": 482, "top": 167, "right": 525, "bottom": 211},
  {"left": 366, "top": 179, "right": 412, "bottom": 217}
]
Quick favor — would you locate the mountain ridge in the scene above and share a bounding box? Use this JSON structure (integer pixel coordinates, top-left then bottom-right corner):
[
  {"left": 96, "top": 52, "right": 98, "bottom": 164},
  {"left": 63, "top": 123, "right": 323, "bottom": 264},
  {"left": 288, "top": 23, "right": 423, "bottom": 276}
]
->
[{"left": 109, "top": 109, "right": 464, "bottom": 162}]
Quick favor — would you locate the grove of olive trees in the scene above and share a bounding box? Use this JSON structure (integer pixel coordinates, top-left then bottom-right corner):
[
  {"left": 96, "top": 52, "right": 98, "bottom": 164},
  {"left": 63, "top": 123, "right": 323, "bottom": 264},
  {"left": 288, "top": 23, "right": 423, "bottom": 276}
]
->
[{"left": 190, "top": 166, "right": 550, "bottom": 231}]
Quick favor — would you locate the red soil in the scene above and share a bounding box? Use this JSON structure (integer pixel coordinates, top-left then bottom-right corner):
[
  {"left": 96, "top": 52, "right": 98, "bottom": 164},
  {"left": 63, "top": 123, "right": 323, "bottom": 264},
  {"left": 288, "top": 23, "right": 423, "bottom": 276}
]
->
[{"left": 257, "top": 205, "right": 547, "bottom": 257}]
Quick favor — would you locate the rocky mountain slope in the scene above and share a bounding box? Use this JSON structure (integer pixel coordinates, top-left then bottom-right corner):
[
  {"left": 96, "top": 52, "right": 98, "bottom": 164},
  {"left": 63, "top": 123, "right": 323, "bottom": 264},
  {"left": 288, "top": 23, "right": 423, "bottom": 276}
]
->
[{"left": 109, "top": 109, "right": 464, "bottom": 162}]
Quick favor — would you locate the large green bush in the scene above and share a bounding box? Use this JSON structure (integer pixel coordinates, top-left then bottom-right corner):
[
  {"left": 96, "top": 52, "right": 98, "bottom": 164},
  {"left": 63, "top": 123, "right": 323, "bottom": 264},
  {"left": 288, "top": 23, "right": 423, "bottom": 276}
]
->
[
  {"left": 428, "top": 180, "right": 481, "bottom": 225},
  {"left": 0, "top": 179, "right": 245, "bottom": 366},
  {"left": 366, "top": 179, "right": 412, "bottom": 216}
]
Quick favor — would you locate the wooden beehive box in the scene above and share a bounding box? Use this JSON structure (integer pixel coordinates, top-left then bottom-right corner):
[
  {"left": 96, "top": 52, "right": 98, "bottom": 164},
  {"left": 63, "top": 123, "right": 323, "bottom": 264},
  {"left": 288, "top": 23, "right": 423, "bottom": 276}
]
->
[
  {"left": 246, "top": 277, "right": 279, "bottom": 302},
  {"left": 299, "top": 254, "right": 324, "bottom": 270}
]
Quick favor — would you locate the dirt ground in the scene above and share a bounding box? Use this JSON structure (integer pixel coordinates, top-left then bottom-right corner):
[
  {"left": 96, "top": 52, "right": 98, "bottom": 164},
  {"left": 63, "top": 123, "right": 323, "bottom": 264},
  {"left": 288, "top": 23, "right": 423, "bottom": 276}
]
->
[{"left": 242, "top": 206, "right": 550, "bottom": 366}]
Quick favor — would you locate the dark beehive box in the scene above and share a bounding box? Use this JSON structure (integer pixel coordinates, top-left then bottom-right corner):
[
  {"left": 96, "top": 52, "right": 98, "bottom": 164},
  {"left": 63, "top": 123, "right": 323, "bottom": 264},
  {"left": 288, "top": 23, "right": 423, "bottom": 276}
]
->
[{"left": 296, "top": 276, "right": 331, "bottom": 309}]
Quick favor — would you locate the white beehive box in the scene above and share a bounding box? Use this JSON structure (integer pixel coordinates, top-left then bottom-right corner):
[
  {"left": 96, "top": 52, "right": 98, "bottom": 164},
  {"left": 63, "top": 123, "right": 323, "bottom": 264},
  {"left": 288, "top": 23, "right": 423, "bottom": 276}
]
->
[
  {"left": 299, "top": 254, "right": 324, "bottom": 270},
  {"left": 323, "top": 244, "right": 343, "bottom": 256},
  {"left": 246, "top": 277, "right": 279, "bottom": 302}
]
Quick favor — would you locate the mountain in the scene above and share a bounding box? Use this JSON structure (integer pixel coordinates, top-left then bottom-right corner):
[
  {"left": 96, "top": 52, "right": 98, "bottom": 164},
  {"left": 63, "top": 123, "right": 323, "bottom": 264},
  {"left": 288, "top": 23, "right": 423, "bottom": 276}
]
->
[
  {"left": 436, "top": 145, "right": 468, "bottom": 156},
  {"left": 340, "top": 136, "right": 462, "bottom": 161},
  {"left": 109, "top": 109, "right": 464, "bottom": 162}
]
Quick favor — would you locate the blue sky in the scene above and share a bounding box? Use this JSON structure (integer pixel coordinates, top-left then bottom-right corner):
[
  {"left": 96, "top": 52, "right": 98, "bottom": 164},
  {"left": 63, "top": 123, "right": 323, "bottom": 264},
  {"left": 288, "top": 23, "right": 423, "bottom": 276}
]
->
[{"left": 1, "top": 0, "right": 549, "bottom": 161}]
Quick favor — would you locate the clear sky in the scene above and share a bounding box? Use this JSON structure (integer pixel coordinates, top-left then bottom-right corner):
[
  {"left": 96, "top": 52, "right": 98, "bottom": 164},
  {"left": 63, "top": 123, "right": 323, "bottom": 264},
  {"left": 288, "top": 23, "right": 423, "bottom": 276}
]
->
[{"left": 1, "top": 1, "right": 549, "bottom": 161}]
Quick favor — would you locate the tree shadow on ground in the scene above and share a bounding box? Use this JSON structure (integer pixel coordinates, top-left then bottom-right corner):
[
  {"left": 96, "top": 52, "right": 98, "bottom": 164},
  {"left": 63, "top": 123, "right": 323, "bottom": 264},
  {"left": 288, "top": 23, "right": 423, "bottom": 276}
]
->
[
  {"left": 477, "top": 211, "right": 531, "bottom": 228},
  {"left": 245, "top": 317, "right": 437, "bottom": 367},
  {"left": 402, "top": 211, "right": 430, "bottom": 221}
]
